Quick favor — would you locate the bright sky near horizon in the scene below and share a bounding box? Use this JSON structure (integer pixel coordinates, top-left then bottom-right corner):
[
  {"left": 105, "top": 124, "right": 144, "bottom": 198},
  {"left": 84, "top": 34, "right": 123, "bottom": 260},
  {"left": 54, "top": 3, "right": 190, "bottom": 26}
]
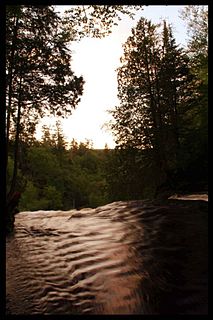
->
[{"left": 36, "top": 5, "right": 188, "bottom": 149}]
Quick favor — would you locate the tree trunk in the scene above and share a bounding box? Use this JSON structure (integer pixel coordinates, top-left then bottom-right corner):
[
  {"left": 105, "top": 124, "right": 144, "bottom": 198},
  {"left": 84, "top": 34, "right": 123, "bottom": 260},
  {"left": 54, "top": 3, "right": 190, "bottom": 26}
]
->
[
  {"left": 7, "top": 77, "right": 23, "bottom": 201},
  {"left": 6, "top": 14, "right": 19, "bottom": 171}
]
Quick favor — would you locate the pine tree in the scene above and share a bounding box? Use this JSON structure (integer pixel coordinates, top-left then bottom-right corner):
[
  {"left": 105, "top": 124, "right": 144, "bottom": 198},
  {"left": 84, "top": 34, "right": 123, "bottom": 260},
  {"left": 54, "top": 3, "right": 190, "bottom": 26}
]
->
[
  {"left": 111, "top": 18, "right": 161, "bottom": 150},
  {"left": 157, "top": 21, "right": 195, "bottom": 175},
  {"left": 109, "top": 18, "right": 197, "bottom": 196}
]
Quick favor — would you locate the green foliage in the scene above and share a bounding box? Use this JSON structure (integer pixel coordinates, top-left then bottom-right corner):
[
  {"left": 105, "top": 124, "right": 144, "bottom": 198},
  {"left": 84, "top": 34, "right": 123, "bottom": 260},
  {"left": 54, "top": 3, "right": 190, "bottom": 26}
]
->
[
  {"left": 104, "top": 148, "right": 164, "bottom": 201},
  {"left": 19, "top": 181, "right": 63, "bottom": 211},
  {"left": 19, "top": 180, "right": 41, "bottom": 211},
  {"left": 14, "top": 123, "right": 110, "bottom": 211},
  {"left": 42, "top": 185, "right": 63, "bottom": 210},
  {"left": 67, "top": 142, "right": 108, "bottom": 208},
  {"left": 6, "top": 154, "right": 26, "bottom": 194},
  {"left": 6, "top": 156, "right": 14, "bottom": 194},
  {"left": 27, "top": 146, "right": 61, "bottom": 185}
]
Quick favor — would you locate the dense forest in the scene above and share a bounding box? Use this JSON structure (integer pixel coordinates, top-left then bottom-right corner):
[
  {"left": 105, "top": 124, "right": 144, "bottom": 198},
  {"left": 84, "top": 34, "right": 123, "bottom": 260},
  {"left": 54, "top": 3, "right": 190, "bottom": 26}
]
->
[
  {"left": 6, "top": 5, "right": 208, "bottom": 232},
  {"left": 7, "top": 124, "right": 110, "bottom": 210}
]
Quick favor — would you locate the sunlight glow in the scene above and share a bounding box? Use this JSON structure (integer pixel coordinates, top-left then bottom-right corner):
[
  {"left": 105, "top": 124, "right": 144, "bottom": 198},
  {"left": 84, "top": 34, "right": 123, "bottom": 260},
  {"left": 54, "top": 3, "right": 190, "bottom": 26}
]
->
[{"left": 36, "top": 5, "right": 188, "bottom": 149}]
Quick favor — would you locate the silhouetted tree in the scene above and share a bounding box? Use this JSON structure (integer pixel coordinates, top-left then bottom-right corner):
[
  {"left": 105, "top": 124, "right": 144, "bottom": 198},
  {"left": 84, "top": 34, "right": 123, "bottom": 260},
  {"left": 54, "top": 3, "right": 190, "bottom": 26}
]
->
[
  {"left": 6, "top": 5, "right": 84, "bottom": 201},
  {"left": 109, "top": 18, "right": 200, "bottom": 198}
]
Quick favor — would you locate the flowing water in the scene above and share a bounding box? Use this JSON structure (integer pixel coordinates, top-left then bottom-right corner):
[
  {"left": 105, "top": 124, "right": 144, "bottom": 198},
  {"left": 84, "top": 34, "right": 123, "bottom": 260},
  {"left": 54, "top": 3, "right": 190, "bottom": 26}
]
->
[{"left": 6, "top": 197, "right": 208, "bottom": 315}]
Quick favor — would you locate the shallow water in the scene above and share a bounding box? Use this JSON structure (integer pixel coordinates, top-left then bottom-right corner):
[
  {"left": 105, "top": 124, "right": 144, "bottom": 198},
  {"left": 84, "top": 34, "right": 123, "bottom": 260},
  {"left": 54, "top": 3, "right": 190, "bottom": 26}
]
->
[{"left": 6, "top": 199, "right": 208, "bottom": 315}]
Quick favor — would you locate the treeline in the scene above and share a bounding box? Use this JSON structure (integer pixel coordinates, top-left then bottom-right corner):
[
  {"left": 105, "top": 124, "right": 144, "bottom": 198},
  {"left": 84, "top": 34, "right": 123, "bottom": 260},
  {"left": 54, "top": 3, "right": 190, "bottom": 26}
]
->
[
  {"left": 6, "top": 119, "right": 207, "bottom": 213},
  {"left": 7, "top": 123, "right": 110, "bottom": 211}
]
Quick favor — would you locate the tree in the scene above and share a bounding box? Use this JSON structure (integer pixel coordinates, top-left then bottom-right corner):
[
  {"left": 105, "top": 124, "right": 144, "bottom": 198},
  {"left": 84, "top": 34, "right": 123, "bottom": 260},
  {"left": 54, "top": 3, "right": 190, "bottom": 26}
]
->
[
  {"left": 6, "top": 5, "right": 145, "bottom": 233},
  {"left": 157, "top": 21, "right": 196, "bottom": 175},
  {"left": 6, "top": 5, "right": 144, "bottom": 198},
  {"left": 61, "top": 5, "right": 143, "bottom": 40},
  {"left": 41, "top": 125, "right": 56, "bottom": 148},
  {"left": 179, "top": 6, "right": 208, "bottom": 137},
  {"left": 6, "top": 5, "right": 84, "bottom": 201},
  {"left": 180, "top": 6, "right": 208, "bottom": 65},
  {"left": 41, "top": 121, "right": 68, "bottom": 164},
  {"left": 27, "top": 146, "right": 62, "bottom": 187},
  {"left": 19, "top": 180, "right": 41, "bottom": 211},
  {"left": 177, "top": 5, "right": 208, "bottom": 190},
  {"left": 54, "top": 120, "right": 68, "bottom": 152},
  {"left": 109, "top": 18, "right": 198, "bottom": 197}
]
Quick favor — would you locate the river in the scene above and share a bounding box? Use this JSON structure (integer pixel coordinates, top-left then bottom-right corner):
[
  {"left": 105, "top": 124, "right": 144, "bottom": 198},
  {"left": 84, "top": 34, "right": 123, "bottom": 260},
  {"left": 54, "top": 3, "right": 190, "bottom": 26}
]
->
[{"left": 6, "top": 196, "right": 208, "bottom": 315}]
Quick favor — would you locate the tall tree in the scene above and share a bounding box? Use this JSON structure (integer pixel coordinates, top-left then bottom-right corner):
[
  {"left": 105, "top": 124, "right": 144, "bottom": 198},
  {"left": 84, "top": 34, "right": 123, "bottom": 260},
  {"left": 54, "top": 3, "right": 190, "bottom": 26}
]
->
[
  {"left": 54, "top": 120, "right": 68, "bottom": 152},
  {"left": 41, "top": 125, "right": 56, "bottom": 148},
  {"left": 111, "top": 19, "right": 159, "bottom": 149},
  {"left": 109, "top": 18, "right": 197, "bottom": 195},
  {"left": 6, "top": 5, "right": 84, "bottom": 199},
  {"left": 157, "top": 21, "right": 196, "bottom": 175}
]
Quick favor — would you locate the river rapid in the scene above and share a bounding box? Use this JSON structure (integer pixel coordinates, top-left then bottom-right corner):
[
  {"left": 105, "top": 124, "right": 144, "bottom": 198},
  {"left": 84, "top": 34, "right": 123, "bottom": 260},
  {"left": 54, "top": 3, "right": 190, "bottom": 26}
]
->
[{"left": 6, "top": 196, "right": 208, "bottom": 315}]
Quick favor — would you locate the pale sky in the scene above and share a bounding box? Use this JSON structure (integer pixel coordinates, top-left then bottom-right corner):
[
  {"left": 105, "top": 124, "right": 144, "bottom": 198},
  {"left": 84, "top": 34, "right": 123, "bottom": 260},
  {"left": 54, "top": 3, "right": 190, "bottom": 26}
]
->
[{"left": 36, "top": 5, "right": 188, "bottom": 149}]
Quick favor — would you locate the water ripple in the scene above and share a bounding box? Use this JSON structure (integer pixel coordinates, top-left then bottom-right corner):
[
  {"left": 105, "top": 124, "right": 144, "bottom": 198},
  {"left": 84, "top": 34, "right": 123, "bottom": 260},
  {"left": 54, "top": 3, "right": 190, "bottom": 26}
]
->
[{"left": 6, "top": 199, "right": 208, "bottom": 314}]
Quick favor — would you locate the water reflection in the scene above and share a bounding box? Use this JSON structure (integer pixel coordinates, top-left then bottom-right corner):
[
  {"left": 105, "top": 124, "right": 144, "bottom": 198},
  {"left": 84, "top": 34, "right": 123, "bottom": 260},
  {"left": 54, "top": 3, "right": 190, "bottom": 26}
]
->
[{"left": 6, "top": 199, "right": 208, "bottom": 315}]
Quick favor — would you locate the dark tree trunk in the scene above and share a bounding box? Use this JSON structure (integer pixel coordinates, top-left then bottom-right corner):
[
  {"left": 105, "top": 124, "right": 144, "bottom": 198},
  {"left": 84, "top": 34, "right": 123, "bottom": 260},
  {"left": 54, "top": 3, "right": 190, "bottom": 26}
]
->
[
  {"left": 6, "top": 14, "right": 19, "bottom": 171},
  {"left": 7, "top": 77, "right": 23, "bottom": 202}
]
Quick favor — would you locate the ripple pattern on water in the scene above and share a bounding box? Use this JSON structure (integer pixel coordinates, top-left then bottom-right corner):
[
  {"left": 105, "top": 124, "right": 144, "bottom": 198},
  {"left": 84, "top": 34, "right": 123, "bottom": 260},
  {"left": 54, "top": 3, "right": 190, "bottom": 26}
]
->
[{"left": 6, "top": 199, "right": 208, "bottom": 315}]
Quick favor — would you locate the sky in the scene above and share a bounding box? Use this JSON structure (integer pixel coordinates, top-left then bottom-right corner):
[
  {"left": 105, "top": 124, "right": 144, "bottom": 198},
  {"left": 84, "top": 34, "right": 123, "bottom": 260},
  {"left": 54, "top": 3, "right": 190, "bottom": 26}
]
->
[{"left": 35, "top": 5, "right": 188, "bottom": 149}]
